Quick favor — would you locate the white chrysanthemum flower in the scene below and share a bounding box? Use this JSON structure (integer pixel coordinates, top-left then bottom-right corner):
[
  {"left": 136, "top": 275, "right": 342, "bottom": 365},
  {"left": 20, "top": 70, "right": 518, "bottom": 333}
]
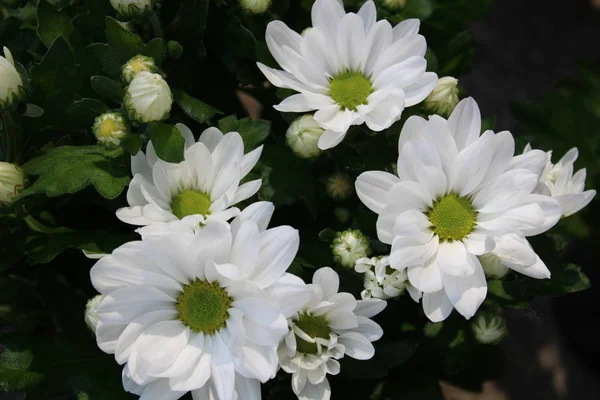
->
[
  {"left": 523, "top": 145, "right": 596, "bottom": 217},
  {"left": 424, "top": 77, "right": 459, "bottom": 117},
  {"left": 279, "top": 267, "right": 385, "bottom": 400},
  {"left": 125, "top": 71, "right": 173, "bottom": 123},
  {"left": 472, "top": 312, "right": 507, "bottom": 345},
  {"left": 92, "top": 112, "right": 128, "bottom": 146},
  {"left": 240, "top": 0, "right": 271, "bottom": 14},
  {"left": 85, "top": 295, "right": 104, "bottom": 332},
  {"left": 0, "top": 162, "right": 25, "bottom": 204},
  {"left": 356, "top": 98, "right": 562, "bottom": 322},
  {"left": 0, "top": 47, "right": 25, "bottom": 110},
  {"left": 122, "top": 55, "right": 159, "bottom": 84},
  {"left": 331, "top": 229, "right": 371, "bottom": 268},
  {"left": 91, "top": 202, "right": 309, "bottom": 400},
  {"left": 355, "top": 256, "right": 421, "bottom": 301},
  {"left": 258, "top": 0, "right": 437, "bottom": 150},
  {"left": 286, "top": 115, "right": 324, "bottom": 159},
  {"left": 117, "top": 124, "right": 263, "bottom": 230},
  {"left": 110, "top": 0, "right": 154, "bottom": 19}
]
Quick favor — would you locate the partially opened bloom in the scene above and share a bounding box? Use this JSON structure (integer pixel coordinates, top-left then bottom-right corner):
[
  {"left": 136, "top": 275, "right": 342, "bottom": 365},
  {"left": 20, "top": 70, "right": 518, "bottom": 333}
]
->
[
  {"left": 524, "top": 145, "right": 596, "bottom": 217},
  {"left": 258, "top": 0, "right": 437, "bottom": 150},
  {"left": 356, "top": 98, "right": 562, "bottom": 322},
  {"left": 0, "top": 162, "right": 26, "bottom": 204},
  {"left": 355, "top": 256, "right": 421, "bottom": 301},
  {"left": 116, "top": 124, "right": 262, "bottom": 229},
  {"left": 91, "top": 202, "right": 309, "bottom": 400},
  {"left": 125, "top": 71, "right": 173, "bottom": 123},
  {"left": 279, "top": 267, "right": 385, "bottom": 400},
  {"left": 0, "top": 46, "right": 25, "bottom": 110},
  {"left": 110, "top": 0, "right": 154, "bottom": 19}
]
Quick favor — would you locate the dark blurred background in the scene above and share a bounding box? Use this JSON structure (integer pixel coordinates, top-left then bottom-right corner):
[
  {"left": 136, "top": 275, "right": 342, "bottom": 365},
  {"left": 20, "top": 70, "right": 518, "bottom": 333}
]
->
[{"left": 456, "top": 0, "right": 600, "bottom": 399}]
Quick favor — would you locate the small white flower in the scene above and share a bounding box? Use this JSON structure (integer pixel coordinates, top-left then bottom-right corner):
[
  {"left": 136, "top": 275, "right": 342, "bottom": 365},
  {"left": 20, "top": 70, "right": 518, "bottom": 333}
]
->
[
  {"left": 117, "top": 124, "right": 263, "bottom": 230},
  {"left": 286, "top": 114, "right": 324, "bottom": 159},
  {"left": 332, "top": 229, "right": 371, "bottom": 268},
  {"left": 472, "top": 312, "right": 507, "bottom": 344},
  {"left": 258, "top": 0, "right": 437, "bottom": 150},
  {"left": 92, "top": 112, "right": 128, "bottom": 146},
  {"left": 110, "top": 0, "right": 154, "bottom": 19},
  {"left": 382, "top": 0, "right": 408, "bottom": 10},
  {"left": 279, "top": 267, "right": 386, "bottom": 400},
  {"left": 122, "top": 55, "right": 159, "bottom": 84},
  {"left": 356, "top": 98, "right": 562, "bottom": 322},
  {"left": 355, "top": 256, "right": 421, "bottom": 301},
  {"left": 0, "top": 162, "right": 25, "bottom": 204},
  {"left": 85, "top": 295, "right": 104, "bottom": 332},
  {"left": 91, "top": 202, "right": 309, "bottom": 400},
  {"left": 524, "top": 145, "right": 596, "bottom": 217},
  {"left": 424, "top": 77, "right": 459, "bottom": 117},
  {"left": 240, "top": 0, "right": 271, "bottom": 14},
  {"left": 326, "top": 172, "right": 353, "bottom": 201},
  {"left": 0, "top": 47, "right": 25, "bottom": 110},
  {"left": 125, "top": 71, "right": 173, "bottom": 123}
]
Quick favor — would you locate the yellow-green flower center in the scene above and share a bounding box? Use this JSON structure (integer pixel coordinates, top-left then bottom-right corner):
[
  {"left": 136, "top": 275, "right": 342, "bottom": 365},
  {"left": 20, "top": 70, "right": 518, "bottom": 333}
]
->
[
  {"left": 427, "top": 193, "right": 477, "bottom": 241},
  {"left": 170, "top": 190, "right": 211, "bottom": 219},
  {"left": 329, "top": 72, "right": 373, "bottom": 111},
  {"left": 176, "top": 279, "right": 232, "bottom": 334},
  {"left": 294, "top": 313, "right": 331, "bottom": 354}
]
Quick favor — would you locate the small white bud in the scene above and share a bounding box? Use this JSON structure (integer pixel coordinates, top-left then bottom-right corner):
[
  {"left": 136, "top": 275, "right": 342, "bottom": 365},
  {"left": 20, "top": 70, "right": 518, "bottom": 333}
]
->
[
  {"left": 286, "top": 115, "right": 324, "bottom": 159},
  {"left": 240, "top": 0, "right": 271, "bottom": 14},
  {"left": 332, "top": 229, "right": 371, "bottom": 268},
  {"left": 122, "top": 55, "right": 159, "bottom": 84},
  {"left": 0, "top": 162, "right": 25, "bottom": 205},
  {"left": 0, "top": 47, "right": 25, "bottom": 110},
  {"left": 382, "top": 0, "right": 407, "bottom": 10},
  {"left": 472, "top": 312, "right": 507, "bottom": 345},
  {"left": 326, "top": 172, "right": 353, "bottom": 201},
  {"left": 479, "top": 253, "right": 510, "bottom": 279},
  {"left": 424, "top": 77, "right": 460, "bottom": 117},
  {"left": 84, "top": 295, "right": 104, "bottom": 333},
  {"left": 92, "top": 112, "right": 129, "bottom": 146},
  {"left": 355, "top": 256, "right": 410, "bottom": 300},
  {"left": 109, "top": 0, "right": 154, "bottom": 19},
  {"left": 124, "top": 71, "right": 173, "bottom": 123}
]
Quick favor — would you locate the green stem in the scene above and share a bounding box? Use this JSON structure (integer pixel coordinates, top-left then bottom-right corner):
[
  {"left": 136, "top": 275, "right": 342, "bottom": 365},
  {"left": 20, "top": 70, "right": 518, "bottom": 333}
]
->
[
  {"left": 1, "top": 111, "right": 16, "bottom": 163},
  {"left": 24, "top": 215, "right": 71, "bottom": 234},
  {"left": 148, "top": 12, "right": 164, "bottom": 39}
]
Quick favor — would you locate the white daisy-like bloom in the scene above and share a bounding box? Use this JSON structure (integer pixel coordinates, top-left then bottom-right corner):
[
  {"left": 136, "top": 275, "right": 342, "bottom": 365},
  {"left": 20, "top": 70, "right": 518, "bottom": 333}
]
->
[
  {"left": 279, "top": 267, "right": 386, "bottom": 400},
  {"left": 116, "top": 124, "right": 263, "bottom": 230},
  {"left": 90, "top": 201, "right": 310, "bottom": 400},
  {"left": 523, "top": 144, "right": 596, "bottom": 217},
  {"left": 356, "top": 98, "right": 562, "bottom": 322},
  {"left": 258, "top": 0, "right": 437, "bottom": 150},
  {"left": 355, "top": 256, "right": 421, "bottom": 301}
]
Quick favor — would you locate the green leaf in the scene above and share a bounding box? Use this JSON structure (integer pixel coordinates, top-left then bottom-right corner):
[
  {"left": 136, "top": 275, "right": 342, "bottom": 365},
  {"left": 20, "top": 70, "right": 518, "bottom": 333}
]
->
[
  {"left": 341, "top": 340, "right": 418, "bottom": 379},
  {"left": 122, "top": 134, "right": 143, "bottom": 155},
  {"left": 88, "top": 43, "right": 123, "bottom": 78},
  {"left": 30, "top": 37, "right": 80, "bottom": 113},
  {"left": 173, "top": 89, "right": 221, "bottom": 123},
  {"left": 90, "top": 75, "right": 125, "bottom": 103},
  {"left": 63, "top": 98, "right": 110, "bottom": 129},
  {"left": 218, "top": 115, "right": 270, "bottom": 152},
  {"left": 36, "top": 0, "right": 77, "bottom": 49},
  {"left": 146, "top": 122, "right": 185, "bottom": 163},
  {"left": 20, "top": 145, "right": 130, "bottom": 199},
  {"left": 105, "top": 17, "right": 167, "bottom": 64},
  {"left": 0, "top": 335, "right": 44, "bottom": 392}
]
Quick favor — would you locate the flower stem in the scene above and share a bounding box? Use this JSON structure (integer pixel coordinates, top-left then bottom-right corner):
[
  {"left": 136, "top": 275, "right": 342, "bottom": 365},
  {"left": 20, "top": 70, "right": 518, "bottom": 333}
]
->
[
  {"left": 1, "top": 111, "right": 16, "bottom": 163},
  {"left": 148, "top": 12, "right": 164, "bottom": 39}
]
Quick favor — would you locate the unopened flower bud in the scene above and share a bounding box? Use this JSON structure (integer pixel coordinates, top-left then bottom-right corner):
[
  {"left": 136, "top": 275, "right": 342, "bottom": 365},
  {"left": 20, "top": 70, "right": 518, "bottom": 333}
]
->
[
  {"left": 240, "top": 0, "right": 271, "bottom": 14},
  {"left": 92, "top": 112, "right": 129, "bottom": 146},
  {"left": 286, "top": 115, "right": 324, "bottom": 159},
  {"left": 122, "top": 55, "right": 159, "bottom": 84},
  {"left": 167, "top": 41, "right": 184, "bottom": 60},
  {"left": 424, "top": 77, "right": 459, "bottom": 117},
  {"left": 110, "top": 0, "right": 154, "bottom": 19},
  {"left": 125, "top": 71, "right": 173, "bottom": 123},
  {"left": 332, "top": 229, "right": 371, "bottom": 268},
  {"left": 0, "top": 47, "right": 25, "bottom": 110},
  {"left": 84, "top": 295, "right": 104, "bottom": 333},
  {"left": 472, "top": 312, "right": 507, "bottom": 345},
  {"left": 326, "top": 172, "right": 353, "bottom": 201},
  {"left": 0, "top": 162, "right": 25, "bottom": 205}
]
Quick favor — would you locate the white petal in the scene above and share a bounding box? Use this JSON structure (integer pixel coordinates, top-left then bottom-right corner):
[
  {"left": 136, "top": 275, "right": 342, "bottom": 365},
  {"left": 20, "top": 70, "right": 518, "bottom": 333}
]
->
[
  {"left": 557, "top": 190, "right": 596, "bottom": 217},
  {"left": 398, "top": 115, "right": 427, "bottom": 152},
  {"left": 355, "top": 171, "right": 400, "bottom": 214},
  {"left": 211, "top": 334, "right": 235, "bottom": 400},
  {"left": 264, "top": 273, "right": 310, "bottom": 318},
  {"left": 230, "top": 221, "right": 260, "bottom": 278},
  {"left": 229, "top": 179, "right": 262, "bottom": 205},
  {"left": 353, "top": 298, "right": 387, "bottom": 318},
  {"left": 407, "top": 260, "right": 443, "bottom": 293},
  {"left": 389, "top": 235, "right": 438, "bottom": 272},
  {"left": 231, "top": 201, "right": 274, "bottom": 236},
  {"left": 240, "top": 146, "right": 263, "bottom": 178},
  {"left": 351, "top": 315, "right": 383, "bottom": 341},
  {"left": 338, "top": 332, "right": 375, "bottom": 360},
  {"left": 251, "top": 226, "right": 300, "bottom": 288},
  {"left": 447, "top": 97, "right": 481, "bottom": 152},
  {"left": 451, "top": 130, "right": 495, "bottom": 196},
  {"left": 235, "top": 374, "right": 261, "bottom": 400},
  {"left": 139, "top": 378, "right": 186, "bottom": 400},
  {"left": 176, "top": 123, "right": 196, "bottom": 149},
  {"left": 312, "top": 267, "right": 339, "bottom": 300},
  {"left": 392, "top": 19, "right": 420, "bottom": 41},
  {"left": 422, "top": 289, "right": 453, "bottom": 322},
  {"left": 442, "top": 264, "right": 487, "bottom": 319},
  {"left": 436, "top": 241, "right": 475, "bottom": 276},
  {"left": 317, "top": 129, "right": 347, "bottom": 150},
  {"left": 198, "top": 127, "right": 224, "bottom": 152},
  {"left": 274, "top": 94, "right": 315, "bottom": 112},
  {"left": 358, "top": 0, "right": 377, "bottom": 33},
  {"left": 403, "top": 72, "right": 438, "bottom": 107}
]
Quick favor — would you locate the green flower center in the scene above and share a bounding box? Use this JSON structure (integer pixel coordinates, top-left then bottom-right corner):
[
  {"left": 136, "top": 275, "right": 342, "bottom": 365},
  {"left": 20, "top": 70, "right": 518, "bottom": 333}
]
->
[
  {"left": 329, "top": 71, "right": 373, "bottom": 111},
  {"left": 427, "top": 193, "right": 477, "bottom": 241},
  {"left": 176, "top": 279, "right": 232, "bottom": 334},
  {"left": 170, "top": 190, "right": 211, "bottom": 219},
  {"left": 294, "top": 313, "right": 331, "bottom": 354}
]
